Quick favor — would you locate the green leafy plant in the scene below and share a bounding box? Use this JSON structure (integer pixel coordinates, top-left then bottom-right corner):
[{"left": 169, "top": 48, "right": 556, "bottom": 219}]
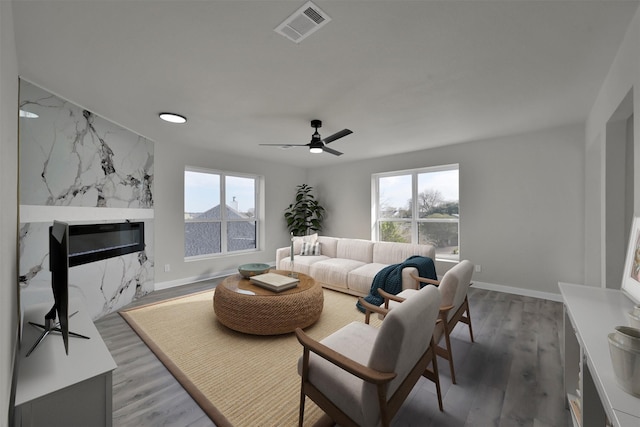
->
[{"left": 284, "top": 184, "right": 326, "bottom": 236}]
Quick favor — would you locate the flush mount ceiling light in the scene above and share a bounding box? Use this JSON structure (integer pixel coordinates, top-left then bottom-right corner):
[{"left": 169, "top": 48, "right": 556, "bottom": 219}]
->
[
  {"left": 19, "top": 109, "right": 39, "bottom": 118},
  {"left": 159, "top": 112, "right": 187, "bottom": 124}
]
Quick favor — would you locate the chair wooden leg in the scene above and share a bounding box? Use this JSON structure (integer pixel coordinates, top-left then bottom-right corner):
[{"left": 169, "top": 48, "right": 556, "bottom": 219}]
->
[
  {"left": 440, "top": 322, "right": 456, "bottom": 384},
  {"left": 299, "top": 388, "right": 305, "bottom": 427},
  {"left": 433, "top": 352, "right": 443, "bottom": 412},
  {"left": 464, "top": 297, "right": 474, "bottom": 342},
  {"left": 445, "top": 339, "right": 456, "bottom": 383},
  {"left": 422, "top": 338, "right": 443, "bottom": 412},
  {"left": 299, "top": 347, "right": 309, "bottom": 427},
  {"left": 376, "top": 384, "right": 391, "bottom": 427}
]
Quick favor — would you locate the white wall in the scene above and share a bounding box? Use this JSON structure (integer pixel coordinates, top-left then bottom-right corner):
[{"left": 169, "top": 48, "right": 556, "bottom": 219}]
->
[
  {"left": 0, "top": 1, "right": 19, "bottom": 425},
  {"left": 153, "top": 140, "right": 307, "bottom": 288},
  {"left": 308, "top": 123, "right": 586, "bottom": 297},
  {"left": 586, "top": 6, "right": 640, "bottom": 288}
]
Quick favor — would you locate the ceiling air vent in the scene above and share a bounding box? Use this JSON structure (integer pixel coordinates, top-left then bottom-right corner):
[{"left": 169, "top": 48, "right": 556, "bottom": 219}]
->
[{"left": 274, "top": 1, "right": 332, "bottom": 43}]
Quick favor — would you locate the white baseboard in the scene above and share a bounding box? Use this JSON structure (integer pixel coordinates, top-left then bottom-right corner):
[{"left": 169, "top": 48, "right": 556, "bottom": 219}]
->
[
  {"left": 154, "top": 269, "right": 236, "bottom": 291},
  {"left": 472, "top": 281, "right": 563, "bottom": 302},
  {"left": 154, "top": 264, "right": 276, "bottom": 291},
  {"left": 155, "top": 272, "right": 562, "bottom": 303}
]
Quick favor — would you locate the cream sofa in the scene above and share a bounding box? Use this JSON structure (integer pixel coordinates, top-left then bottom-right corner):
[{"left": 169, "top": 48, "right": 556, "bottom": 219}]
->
[{"left": 276, "top": 236, "right": 436, "bottom": 297}]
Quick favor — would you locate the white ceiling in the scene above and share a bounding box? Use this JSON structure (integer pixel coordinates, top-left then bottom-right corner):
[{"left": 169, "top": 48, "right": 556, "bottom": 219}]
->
[{"left": 12, "top": 0, "right": 640, "bottom": 167}]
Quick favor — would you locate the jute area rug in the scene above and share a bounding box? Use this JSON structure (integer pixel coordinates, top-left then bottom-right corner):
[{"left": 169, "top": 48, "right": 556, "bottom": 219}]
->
[{"left": 120, "top": 288, "right": 382, "bottom": 427}]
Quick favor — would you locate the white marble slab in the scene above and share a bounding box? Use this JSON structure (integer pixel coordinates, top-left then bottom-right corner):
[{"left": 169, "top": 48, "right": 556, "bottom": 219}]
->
[
  {"left": 18, "top": 80, "right": 156, "bottom": 320},
  {"left": 19, "top": 80, "right": 154, "bottom": 208}
]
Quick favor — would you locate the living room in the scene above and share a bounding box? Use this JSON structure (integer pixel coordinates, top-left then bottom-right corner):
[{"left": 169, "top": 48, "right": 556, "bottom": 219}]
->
[{"left": 2, "top": 1, "right": 640, "bottom": 426}]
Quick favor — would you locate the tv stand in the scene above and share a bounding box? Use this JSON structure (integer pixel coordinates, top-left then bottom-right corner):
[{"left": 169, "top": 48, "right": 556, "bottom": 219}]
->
[
  {"left": 14, "top": 300, "right": 116, "bottom": 427},
  {"left": 25, "top": 306, "right": 90, "bottom": 357}
]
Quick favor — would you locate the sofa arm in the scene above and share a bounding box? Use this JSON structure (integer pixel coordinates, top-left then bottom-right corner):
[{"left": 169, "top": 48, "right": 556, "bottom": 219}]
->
[
  {"left": 401, "top": 267, "right": 420, "bottom": 290},
  {"left": 275, "top": 246, "right": 291, "bottom": 269}
]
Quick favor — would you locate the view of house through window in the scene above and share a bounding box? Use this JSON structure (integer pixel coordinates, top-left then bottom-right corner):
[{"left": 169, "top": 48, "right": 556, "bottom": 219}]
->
[
  {"left": 373, "top": 164, "right": 459, "bottom": 261},
  {"left": 184, "top": 168, "right": 258, "bottom": 258}
]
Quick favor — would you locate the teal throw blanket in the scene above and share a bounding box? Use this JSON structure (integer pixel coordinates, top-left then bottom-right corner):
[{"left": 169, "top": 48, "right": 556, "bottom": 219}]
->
[{"left": 356, "top": 255, "right": 436, "bottom": 313}]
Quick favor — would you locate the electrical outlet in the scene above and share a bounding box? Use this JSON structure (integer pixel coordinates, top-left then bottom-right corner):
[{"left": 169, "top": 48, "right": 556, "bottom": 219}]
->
[
  {"left": 164, "top": 264, "right": 171, "bottom": 272},
  {"left": 475, "top": 264, "right": 482, "bottom": 273}
]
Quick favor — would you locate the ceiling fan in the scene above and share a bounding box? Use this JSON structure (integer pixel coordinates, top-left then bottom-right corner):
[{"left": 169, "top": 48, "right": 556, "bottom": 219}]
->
[{"left": 260, "top": 119, "right": 353, "bottom": 156}]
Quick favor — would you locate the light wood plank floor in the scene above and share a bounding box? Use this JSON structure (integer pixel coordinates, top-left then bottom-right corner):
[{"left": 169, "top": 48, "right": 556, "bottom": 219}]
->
[{"left": 95, "top": 281, "right": 571, "bottom": 427}]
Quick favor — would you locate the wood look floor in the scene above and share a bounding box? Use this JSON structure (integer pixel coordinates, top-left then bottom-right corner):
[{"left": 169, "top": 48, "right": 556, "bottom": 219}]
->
[{"left": 95, "top": 281, "right": 571, "bottom": 427}]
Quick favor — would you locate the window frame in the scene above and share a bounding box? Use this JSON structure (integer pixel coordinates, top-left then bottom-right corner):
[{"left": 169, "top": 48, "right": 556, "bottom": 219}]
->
[
  {"left": 184, "top": 166, "right": 261, "bottom": 259},
  {"left": 372, "top": 164, "right": 459, "bottom": 261}
]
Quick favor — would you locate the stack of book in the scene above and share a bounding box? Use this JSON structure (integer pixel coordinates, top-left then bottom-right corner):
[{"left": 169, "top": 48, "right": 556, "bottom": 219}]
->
[{"left": 250, "top": 273, "right": 299, "bottom": 292}]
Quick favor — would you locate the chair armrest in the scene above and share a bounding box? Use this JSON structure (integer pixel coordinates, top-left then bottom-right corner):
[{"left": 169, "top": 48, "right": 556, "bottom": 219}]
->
[
  {"left": 439, "top": 304, "right": 454, "bottom": 317},
  {"left": 295, "top": 328, "right": 397, "bottom": 385},
  {"left": 439, "top": 304, "right": 454, "bottom": 312},
  {"left": 358, "top": 297, "right": 389, "bottom": 316},
  {"left": 410, "top": 273, "right": 440, "bottom": 286},
  {"left": 358, "top": 297, "right": 389, "bottom": 324},
  {"left": 378, "top": 288, "right": 406, "bottom": 303}
]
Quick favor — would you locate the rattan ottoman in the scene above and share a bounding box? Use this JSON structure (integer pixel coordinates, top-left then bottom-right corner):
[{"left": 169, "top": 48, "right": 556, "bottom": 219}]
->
[{"left": 213, "top": 270, "right": 324, "bottom": 335}]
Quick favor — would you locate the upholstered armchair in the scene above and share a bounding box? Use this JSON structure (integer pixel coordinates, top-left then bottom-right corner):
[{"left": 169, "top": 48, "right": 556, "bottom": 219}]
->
[
  {"left": 370, "top": 259, "right": 475, "bottom": 384},
  {"left": 295, "top": 285, "right": 442, "bottom": 427}
]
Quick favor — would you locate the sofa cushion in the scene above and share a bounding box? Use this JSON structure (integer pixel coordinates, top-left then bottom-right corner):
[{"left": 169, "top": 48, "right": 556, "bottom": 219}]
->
[
  {"left": 310, "top": 258, "right": 366, "bottom": 289},
  {"left": 280, "top": 255, "right": 330, "bottom": 275},
  {"left": 372, "top": 241, "right": 435, "bottom": 265},
  {"left": 336, "top": 239, "right": 374, "bottom": 263},
  {"left": 292, "top": 233, "right": 318, "bottom": 254},
  {"left": 300, "top": 241, "right": 321, "bottom": 256},
  {"left": 347, "top": 263, "right": 387, "bottom": 295},
  {"left": 317, "top": 236, "right": 338, "bottom": 258}
]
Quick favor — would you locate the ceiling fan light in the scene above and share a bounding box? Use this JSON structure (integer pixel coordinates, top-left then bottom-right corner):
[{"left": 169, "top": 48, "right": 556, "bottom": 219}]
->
[
  {"left": 309, "top": 146, "right": 323, "bottom": 154},
  {"left": 159, "top": 112, "right": 187, "bottom": 124}
]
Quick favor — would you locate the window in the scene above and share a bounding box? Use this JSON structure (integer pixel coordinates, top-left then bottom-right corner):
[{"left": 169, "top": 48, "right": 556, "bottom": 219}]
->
[
  {"left": 373, "top": 164, "right": 459, "bottom": 261},
  {"left": 184, "top": 168, "right": 259, "bottom": 258}
]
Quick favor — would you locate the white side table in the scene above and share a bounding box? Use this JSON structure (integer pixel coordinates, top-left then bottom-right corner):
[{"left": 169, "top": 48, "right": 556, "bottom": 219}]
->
[{"left": 560, "top": 282, "right": 640, "bottom": 427}]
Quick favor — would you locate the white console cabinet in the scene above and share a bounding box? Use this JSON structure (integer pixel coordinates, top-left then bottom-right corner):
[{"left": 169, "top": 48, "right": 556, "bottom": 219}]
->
[
  {"left": 14, "top": 300, "right": 117, "bottom": 427},
  {"left": 560, "top": 283, "right": 640, "bottom": 427}
]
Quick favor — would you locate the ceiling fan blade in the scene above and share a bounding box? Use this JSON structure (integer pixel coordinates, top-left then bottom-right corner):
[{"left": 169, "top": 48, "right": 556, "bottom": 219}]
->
[
  {"left": 322, "top": 145, "right": 343, "bottom": 156},
  {"left": 259, "top": 143, "right": 309, "bottom": 147},
  {"left": 322, "top": 129, "right": 353, "bottom": 145}
]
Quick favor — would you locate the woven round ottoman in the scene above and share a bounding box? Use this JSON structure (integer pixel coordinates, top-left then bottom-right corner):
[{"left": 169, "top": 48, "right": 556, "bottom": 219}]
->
[{"left": 213, "top": 270, "right": 324, "bottom": 335}]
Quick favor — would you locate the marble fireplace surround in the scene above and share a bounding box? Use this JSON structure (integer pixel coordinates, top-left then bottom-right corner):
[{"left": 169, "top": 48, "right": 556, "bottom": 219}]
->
[{"left": 18, "top": 80, "right": 155, "bottom": 320}]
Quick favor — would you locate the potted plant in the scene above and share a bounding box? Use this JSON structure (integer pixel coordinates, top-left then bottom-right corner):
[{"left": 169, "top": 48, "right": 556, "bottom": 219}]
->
[{"left": 284, "top": 184, "right": 326, "bottom": 236}]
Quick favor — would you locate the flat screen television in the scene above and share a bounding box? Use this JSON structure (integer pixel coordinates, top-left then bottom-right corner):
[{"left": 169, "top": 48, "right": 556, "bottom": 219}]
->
[
  {"left": 25, "top": 221, "right": 71, "bottom": 356},
  {"left": 50, "top": 220, "right": 70, "bottom": 353},
  {"left": 26, "top": 220, "right": 145, "bottom": 356}
]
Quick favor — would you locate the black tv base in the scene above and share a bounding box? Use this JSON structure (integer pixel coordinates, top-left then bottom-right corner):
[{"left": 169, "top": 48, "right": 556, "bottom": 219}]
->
[{"left": 26, "top": 307, "right": 90, "bottom": 357}]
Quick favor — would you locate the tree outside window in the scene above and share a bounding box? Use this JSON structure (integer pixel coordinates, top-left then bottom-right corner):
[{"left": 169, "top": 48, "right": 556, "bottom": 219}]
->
[{"left": 374, "top": 165, "right": 459, "bottom": 260}]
